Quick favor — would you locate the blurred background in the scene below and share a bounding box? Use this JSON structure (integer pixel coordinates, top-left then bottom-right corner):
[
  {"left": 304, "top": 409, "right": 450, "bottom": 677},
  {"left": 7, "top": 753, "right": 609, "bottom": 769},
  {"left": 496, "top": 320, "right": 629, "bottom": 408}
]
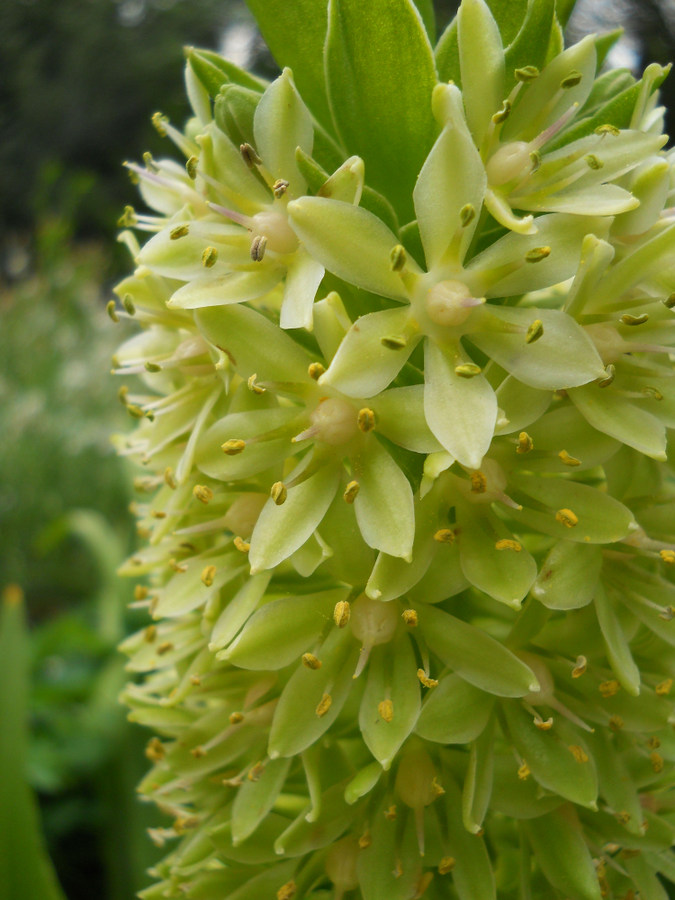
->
[{"left": 1, "top": 0, "right": 675, "bottom": 897}]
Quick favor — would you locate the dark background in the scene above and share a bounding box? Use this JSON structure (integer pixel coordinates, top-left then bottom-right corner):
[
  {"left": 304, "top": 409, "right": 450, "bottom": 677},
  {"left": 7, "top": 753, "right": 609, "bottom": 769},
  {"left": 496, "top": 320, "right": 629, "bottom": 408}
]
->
[{"left": 1, "top": 1, "right": 674, "bottom": 897}]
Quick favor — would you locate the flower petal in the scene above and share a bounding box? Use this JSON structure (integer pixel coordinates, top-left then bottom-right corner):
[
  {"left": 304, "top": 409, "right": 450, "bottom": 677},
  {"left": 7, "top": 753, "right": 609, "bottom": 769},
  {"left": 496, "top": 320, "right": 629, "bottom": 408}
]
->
[
  {"left": 371, "top": 385, "right": 443, "bottom": 453},
  {"left": 168, "top": 268, "right": 283, "bottom": 310},
  {"left": 280, "top": 250, "right": 325, "bottom": 330}
]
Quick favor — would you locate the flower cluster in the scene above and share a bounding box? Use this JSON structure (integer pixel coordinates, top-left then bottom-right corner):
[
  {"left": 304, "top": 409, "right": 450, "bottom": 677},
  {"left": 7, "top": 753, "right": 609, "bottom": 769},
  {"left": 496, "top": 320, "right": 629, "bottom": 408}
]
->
[{"left": 111, "top": 2, "right": 675, "bottom": 898}]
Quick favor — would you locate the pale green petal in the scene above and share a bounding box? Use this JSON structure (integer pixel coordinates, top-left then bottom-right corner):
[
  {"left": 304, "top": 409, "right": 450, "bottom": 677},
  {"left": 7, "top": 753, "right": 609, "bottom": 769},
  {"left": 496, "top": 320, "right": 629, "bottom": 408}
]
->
[
  {"left": 570, "top": 383, "right": 667, "bottom": 460},
  {"left": 524, "top": 808, "right": 603, "bottom": 896},
  {"left": 532, "top": 540, "right": 602, "bottom": 610},
  {"left": 288, "top": 197, "right": 413, "bottom": 300},
  {"left": 320, "top": 307, "right": 420, "bottom": 398},
  {"left": 415, "top": 674, "right": 493, "bottom": 744},
  {"left": 137, "top": 221, "right": 249, "bottom": 279},
  {"left": 253, "top": 68, "right": 314, "bottom": 196},
  {"left": 248, "top": 462, "right": 341, "bottom": 573},
  {"left": 613, "top": 156, "right": 670, "bottom": 237},
  {"left": 318, "top": 155, "right": 365, "bottom": 204},
  {"left": 230, "top": 757, "right": 291, "bottom": 846},
  {"left": 168, "top": 268, "right": 283, "bottom": 309},
  {"left": 594, "top": 585, "right": 641, "bottom": 696},
  {"left": 353, "top": 439, "right": 415, "bottom": 559},
  {"left": 413, "top": 99, "right": 486, "bottom": 268},
  {"left": 424, "top": 339, "right": 497, "bottom": 469},
  {"left": 371, "top": 385, "right": 443, "bottom": 453},
  {"left": 280, "top": 250, "right": 325, "bottom": 330},
  {"left": 519, "top": 183, "right": 639, "bottom": 216},
  {"left": 469, "top": 306, "right": 606, "bottom": 389},
  {"left": 494, "top": 375, "right": 552, "bottom": 435},
  {"left": 209, "top": 573, "right": 271, "bottom": 651},
  {"left": 484, "top": 188, "right": 536, "bottom": 234},
  {"left": 457, "top": 0, "right": 504, "bottom": 146},
  {"left": 198, "top": 124, "right": 272, "bottom": 210}
]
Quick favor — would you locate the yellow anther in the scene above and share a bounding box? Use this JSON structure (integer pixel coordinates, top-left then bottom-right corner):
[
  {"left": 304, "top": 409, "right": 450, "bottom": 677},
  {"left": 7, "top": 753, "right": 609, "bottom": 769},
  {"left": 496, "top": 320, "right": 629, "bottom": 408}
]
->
[
  {"left": 491, "top": 100, "right": 511, "bottom": 124},
  {"left": 495, "top": 539, "right": 522, "bottom": 552},
  {"left": 620, "top": 313, "right": 649, "bottom": 326},
  {"left": 308, "top": 362, "right": 325, "bottom": 380},
  {"left": 515, "top": 65, "right": 539, "bottom": 82},
  {"left": 598, "top": 364, "right": 616, "bottom": 388},
  {"left": 433, "top": 528, "right": 455, "bottom": 544},
  {"left": 118, "top": 385, "right": 129, "bottom": 404},
  {"left": 186, "top": 155, "right": 198, "bottom": 179},
  {"left": 240, "top": 142, "right": 262, "bottom": 167},
  {"left": 470, "top": 470, "right": 487, "bottom": 493},
  {"left": 229, "top": 711, "right": 244, "bottom": 724},
  {"left": 516, "top": 432, "right": 534, "bottom": 454},
  {"left": 122, "top": 294, "right": 135, "bottom": 315},
  {"left": 555, "top": 508, "right": 578, "bottom": 528},
  {"left": 169, "top": 559, "right": 188, "bottom": 573},
  {"left": 164, "top": 467, "right": 177, "bottom": 489},
  {"left": 134, "top": 585, "right": 149, "bottom": 601},
  {"left": 201, "top": 565, "right": 216, "bottom": 587},
  {"left": 117, "top": 205, "right": 137, "bottom": 227},
  {"left": 572, "top": 655, "right": 587, "bottom": 678},
  {"left": 250, "top": 234, "right": 267, "bottom": 262},
  {"left": 609, "top": 715, "right": 624, "bottom": 731},
  {"left": 144, "top": 625, "right": 157, "bottom": 643},
  {"left": 454, "top": 363, "right": 482, "bottom": 378},
  {"left": 106, "top": 300, "right": 119, "bottom": 323},
  {"left": 402, "top": 609, "right": 418, "bottom": 627},
  {"left": 525, "top": 246, "right": 551, "bottom": 263},
  {"left": 273, "top": 178, "right": 289, "bottom": 198},
  {"left": 302, "top": 652, "right": 322, "bottom": 670},
  {"left": 233, "top": 536, "right": 250, "bottom": 553},
  {"left": 358, "top": 831, "right": 372, "bottom": 849},
  {"left": 660, "top": 549, "right": 675, "bottom": 564},
  {"left": 247, "top": 373, "right": 266, "bottom": 394},
  {"left": 647, "top": 736, "right": 661, "bottom": 750},
  {"left": 378, "top": 699, "right": 394, "bottom": 722},
  {"left": 145, "top": 362, "right": 161, "bottom": 372},
  {"left": 190, "top": 675, "right": 201, "bottom": 686},
  {"left": 222, "top": 439, "right": 246, "bottom": 455},
  {"left": 559, "top": 450, "right": 581, "bottom": 467},
  {"left": 271, "top": 482, "right": 287, "bottom": 505},
  {"left": 170, "top": 224, "right": 189, "bottom": 240},
  {"left": 126, "top": 402, "right": 146, "bottom": 419},
  {"left": 655, "top": 678, "right": 673, "bottom": 696},
  {"left": 193, "top": 484, "right": 214, "bottom": 504},
  {"left": 381, "top": 334, "right": 408, "bottom": 350},
  {"left": 417, "top": 669, "right": 439, "bottom": 688},
  {"left": 595, "top": 124, "right": 621, "bottom": 137},
  {"left": 460, "top": 203, "right": 476, "bottom": 226},
  {"left": 393, "top": 859, "right": 403, "bottom": 878},
  {"left": 561, "top": 69, "right": 583, "bottom": 89},
  {"left": 664, "top": 293, "right": 675, "bottom": 308},
  {"left": 650, "top": 752, "right": 664, "bottom": 773},
  {"left": 416, "top": 871, "right": 434, "bottom": 896},
  {"left": 534, "top": 716, "right": 553, "bottom": 730},
  {"left": 276, "top": 880, "right": 297, "bottom": 900},
  {"left": 643, "top": 386, "right": 663, "bottom": 401},
  {"left": 585, "top": 153, "right": 603, "bottom": 170},
  {"left": 390, "top": 244, "right": 407, "bottom": 272},
  {"left": 525, "top": 319, "right": 544, "bottom": 343},
  {"left": 202, "top": 246, "right": 218, "bottom": 268},
  {"left": 438, "top": 857, "right": 456, "bottom": 875},
  {"left": 157, "top": 641, "right": 174, "bottom": 656},
  {"left": 343, "top": 480, "right": 360, "bottom": 504},
  {"left": 517, "top": 761, "right": 530, "bottom": 780},
  {"left": 615, "top": 811, "right": 631, "bottom": 825},
  {"left": 151, "top": 111, "right": 168, "bottom": 135},
  {"left": 247, "top": 761, "right": 265, "bottom": 782},
  {"left": 357, "top": 407, "right": 376, "bottom": 432},
  {"left": 315, "top": 693, "right": 332, "bottom": 717},
  {"left": 333, "top": 600, "right": 351, "bottom": 628},
  {"left": 145, "top": 737, "right": 165, "bottom": 762},
  {"left": 384, "top": 804, "right": 397, "bottom": 820},
  {"left": 599, "top": 679, "right": 620, "bottom": 698},
  {"left": 431, "top": 776, "right": 445, "bottom": 799}
]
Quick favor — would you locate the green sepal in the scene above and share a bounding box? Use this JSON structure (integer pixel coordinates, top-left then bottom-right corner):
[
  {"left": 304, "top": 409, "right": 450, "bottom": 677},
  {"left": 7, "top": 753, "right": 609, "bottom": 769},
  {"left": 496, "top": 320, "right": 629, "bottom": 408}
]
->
[
  {"left": 501, "top": 702, "right": 598, "bottom": 809},
  {"left": 623, "top": 853, "right": 671, "bottom": 900},
  {"left": 458, "top": 0, "right": 505, "bottom": 146},
  {"left": 532, "top": 540, "right": 601, "bottom": 610},
  {"left": 274, "top": 782, "right": 357, "bottom": 857},
  {"left": 214, "top": 83, "right": 260, "bottom": 147},
  {"left": 356, "top": 797, "right": 425, "bottom": 900},
  {"left": 344, "top": 760, "right": 383, "bottom": 804},
  {"left": 584, "top": 729, "right": 644, "bottom": 836},
  {"left": 186, "top": 47, "right": 266, "bottom": 97},
  {"left": 406, "top": 541, "right": 469, "bottom": 604},
  {"left": 594, "top": 585, "right": 641, "bottom": 696},
  {"left": 494, "top": 375, "right": 552, "bottom": 435},
  {"left": 317, "top": 489, "right": 376, "bottom": 586},
  {"left": 210, "top": 813, "right": 293, "bottom": 865},
  {"left": 325, "top": 0, "right": 438, "bottom": 221},
  {"left": 231, "top": 757, "right": 292, "bottom": 845},
  {"left": 209, "top": 573, "right": 271, "bottom": 652},
  {"left": 268, "top": 625, "right": 360, "bottom": 758},
  {"left": 371, "top": 385, "right": 442, "bottom": 454},
  {"left": 441, "top": 775, "right": 497, "bottom": 900},
  {"left": 415, "top": 673, "right": 494, "bottom": 744},
  {"left": 359, "top": 635, "right": 421, "bottom": 768},
  {"left": 417, "top": 604, "right": 539, "bottom": 697},
  {"left": 524, "top": 806, "right": 603, "bottom": 900},
  {"left": 434, "top": 17, "right": 459, "bottom": 85},
  {"left": 462, "top": 715, "right": 495, "bottom": 833},
  {"left": 222, "top": 587, "right": 348, "bottom": 669},
  {"left": 490, "top": 753, "right": 563, "bottom": 819},
  {"left": 154, "top": 551, "right": 245, "bottom": 618}
]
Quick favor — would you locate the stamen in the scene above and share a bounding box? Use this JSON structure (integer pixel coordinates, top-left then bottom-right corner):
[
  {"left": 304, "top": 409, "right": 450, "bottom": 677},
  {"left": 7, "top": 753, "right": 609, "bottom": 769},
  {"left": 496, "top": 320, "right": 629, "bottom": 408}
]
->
[
  {"left": 186, "top": 156, "right": 198, "bottom": 179},
  {"left": 107, "top": 300, "right": 120, "bottom": 323},
  {"left": 460, "top": 203, "right": 476, "bottom": 226},
  {"left": 273, "top": 179, "right": 289, "bottom": 198},
  {"left": 271, "top": 482, "right": 287, "bottom": 505},
  {"left": 202, "top": 246, "right": 218, "bottom": 268},
  {"left": 525, "top": 246, "right": 551, "bottom": 263},
  {"left": 308, "top": 362, "right": 325, "bottom": 380},
  {"left": 598, "top": 365, "right": 615, "bottom": 388},
  {"left": 193, "top": 485, "right": 214, "bottom": 504},
  {"left": 302, "top": 653, "right": 322, "bottom": 669},
  {"left": 558, "top": 450, "right": 581, "bottom": 467},
  {"left": 333, "top": 600, "right": 351, "bottom": 627},
  {"left": 433, "top": 528, "right": 455, "bottom": 543},
  {"left": 620, "top": 313, "right": 649, "bottom": 326},
  {"left": 555, "top": 508, "right": 579, "bottom": 528},
  {"left": 515, "top": 65, "right": 539, "bottom": 82},
  {"left": 454, "top": 363, "right": 482, "bottom": 378},
  {"left": 517, "top": 432, "right": 534, "bottom": 454},
  {"left": 250, "top": 234, "right": 267, "bottom": 262},
  {"left": 170, "top": 225, "right": 189, "bottom": 240},
  {"left": 381, "top": 335, "right": 408, "bottom": 350},
  {"left": 495, "top": 539, "right": 522, "bottom": 551},
  {"left": 378, "top": 699, "right": 394, "bottom": 722},
  {"left": 315, "top": 693, "right": 332, "bottom": 717},
  {"left": 417, "top": 669, "right": 438, "bottom": 688},
  {"left": 561, "top": 70, "right": 583, "bottom": 89},
  {"left": 222, "top": 439, "right": 246, "bottom": 455},
  {"left": 357, "top": 408, "right": 376, "bottom": 433},
  {"left": 390, "top": 244, "right": 407, "bottom": 272},
  {"left": 343, "top": 481, "right": 360, "bottom": 503},
  {"left": 201, "top": 565, "right": 216, "bottom": 587},
  {"left": 525, "top": 319, "right": 544, "bottom": 343},
  {"left": 402, "top": 609, "right": 418, "bottom": 627},
  {"left": 240, "top": 142, "right": 262, "bottom": 168}
]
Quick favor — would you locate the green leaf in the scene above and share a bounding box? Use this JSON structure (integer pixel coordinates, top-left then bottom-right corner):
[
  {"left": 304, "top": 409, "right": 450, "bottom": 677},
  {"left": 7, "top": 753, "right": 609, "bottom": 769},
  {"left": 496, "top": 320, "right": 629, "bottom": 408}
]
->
[
  {"left": 594, "top": 586, "right": 641, "bottom": 696},
  {"left": 413, "top": 0, "right": 435, "bottom": 40},
  {"left": 424, "top": 339, "right": 497, "bottom": 470},
  {"left": 231, "top": 757, "right": 292, "bottom": 845},
  {"left": 415, "top": 673, "right": 494, "bottom": 744},
  {"left": 249, "top": 462, "right": 341, "bottom": 573},
  {"left": 457, "top": 0, "right": 505, "bottom": 145},
  {"left": 187, "top": 47, "right": 266, "bottom": 97},
  {"left": 531, "top": 540, "right": 601, "bottom": 610},
  {"left": 524, "top": 806, "right": 603, "bottom": 900},
  {"left": 417, "top": 604, "right": 539, "bottom": 697},
  {"left": 352, "top": 439, "right": 415, "bottom": 559},
  {"left": 0, "top": 587, "right": 68, "bottom": 900},
  {"left": 555, "top": 0, "right": 577, "bottom": 27},
  {"left": 502, "top": 702, "right": 598, "bottom": 809},
  {"left": 359, "top": 635, "right": 420, "bottom": 767},
  {"left": 325, "top": 0, "right": 438, "bottom": 220},
  {"left": 244, "top": 0, "right": 333, "bottom": 133}
]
